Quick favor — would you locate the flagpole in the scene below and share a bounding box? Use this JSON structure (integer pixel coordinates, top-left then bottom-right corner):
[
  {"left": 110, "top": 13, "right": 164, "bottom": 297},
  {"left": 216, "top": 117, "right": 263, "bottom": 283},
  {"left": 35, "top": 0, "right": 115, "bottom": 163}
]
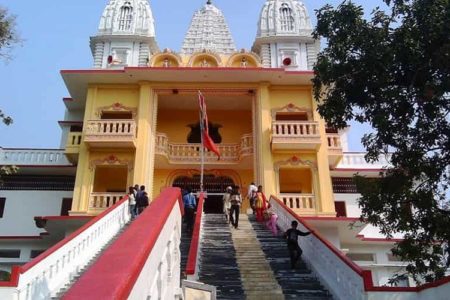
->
[{"left": 199, "top": 111, "right": 205, "bottom": 193}]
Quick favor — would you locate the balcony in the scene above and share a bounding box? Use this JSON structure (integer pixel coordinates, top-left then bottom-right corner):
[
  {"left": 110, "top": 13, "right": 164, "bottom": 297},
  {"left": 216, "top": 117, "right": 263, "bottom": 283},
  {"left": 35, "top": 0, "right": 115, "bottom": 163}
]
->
[
  {"left": 155, "top": 133, "right": 253, "bottom": 165},
  {"left": 84, "top": 120, "right": 137, "bottom": 148},
  {"left": 327, "top": 133, "right": 344, "bottom": 167},
  {"left": 278, "top": 193, "right": 316, "bottom": 215},
  {"left": 0, "top": 148, "right": 71, "bottom": 166},
  {"left": 271, "top": 121, "right": 321, "bottom": 151},
  {"left": 65, "top": 132, "right": 83, "bottom": 163},
  {"left": 88, "top": 193, "right": 125, "bottom": 214},
  {"left": 337, "top": 153, "right": 391, "bottom": 170}
]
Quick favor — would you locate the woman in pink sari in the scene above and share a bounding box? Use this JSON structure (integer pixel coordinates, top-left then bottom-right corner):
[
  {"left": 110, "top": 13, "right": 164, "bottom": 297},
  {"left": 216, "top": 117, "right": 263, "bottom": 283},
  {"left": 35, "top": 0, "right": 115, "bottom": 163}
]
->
[{"left": 255, "top": 185, "right": 267, "bottom": 222}]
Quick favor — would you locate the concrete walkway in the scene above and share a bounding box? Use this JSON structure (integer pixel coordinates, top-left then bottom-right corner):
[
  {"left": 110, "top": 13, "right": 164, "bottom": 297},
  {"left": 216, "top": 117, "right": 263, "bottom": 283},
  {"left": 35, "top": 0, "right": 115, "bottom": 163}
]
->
[{"left": 231, "top": 215, "right": 284, "bottom": 300}]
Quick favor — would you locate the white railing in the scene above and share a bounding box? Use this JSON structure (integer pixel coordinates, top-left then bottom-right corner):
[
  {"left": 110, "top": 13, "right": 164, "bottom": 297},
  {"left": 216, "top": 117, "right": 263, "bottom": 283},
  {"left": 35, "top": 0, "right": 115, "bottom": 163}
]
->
[
  {"left": 0, "top": 148, "right": 71, "bottom": 166},
  {"left": 0, "top": 196, "right": 130, "bottom": 300},
  {"left": 155, "top": 133, "right": 253, "bottom": 163},
  {"left": 327, "top": 133, "right": 342, "bottom": 150},
  {"left": 272, "top": 121, "right": 320, "bottom": 138},
  {"left": 85, "top": 120, "right": 136, "bottom": 139},
  {"left": 337, "top": 153, "right": 391, "bottom": 169},
  {"left": 89, "top": 193, "right": 125, "bottom": 211},
  {"left": 270, "top": 196, "right": 366, "bottom": 300},
  {"left": 66, "top": 132, "right": 82, "bottom": 148},
  {"left": 60, "top": 188, "right": 183, "bottom": 300},
  {"left": 279, "top": 193, "right": 315, "bottom": 212}
]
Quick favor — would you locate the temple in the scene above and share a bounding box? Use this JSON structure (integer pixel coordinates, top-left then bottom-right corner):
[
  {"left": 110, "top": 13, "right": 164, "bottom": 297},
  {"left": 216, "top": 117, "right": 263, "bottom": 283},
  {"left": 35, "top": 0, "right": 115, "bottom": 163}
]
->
[{"left": 0, "top": 1, "right": 448, "bottom": 299}]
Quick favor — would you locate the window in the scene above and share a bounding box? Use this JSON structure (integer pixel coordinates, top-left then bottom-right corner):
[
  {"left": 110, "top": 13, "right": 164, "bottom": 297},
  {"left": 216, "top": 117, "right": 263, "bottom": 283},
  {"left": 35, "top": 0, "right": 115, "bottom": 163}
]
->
[
  {"left": 387, "top": 253, "right": 402, "bottom": 262},
  {"left": 0, "top": 250, "right": 21, "bottom": 258},
  {"left": 280, "top": 4, "right": 295, "bottom": 31},
  {"left": 30, "top": 250, "right": 45, "bottom": 259},
  {"left": 118, "top": 2, "right": 133, "bottom": 31},
  {"left": 0, "top": 198, "right": 5, "bottom": 218},
  {"left": 334, "top": 201, "right": 347, "bottom": 217}
]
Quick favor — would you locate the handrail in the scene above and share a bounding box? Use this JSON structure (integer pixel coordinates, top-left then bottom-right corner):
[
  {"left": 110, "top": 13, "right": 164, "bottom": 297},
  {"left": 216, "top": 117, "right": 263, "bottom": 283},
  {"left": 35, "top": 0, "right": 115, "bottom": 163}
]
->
[
  {"left": 270, "top": 195, "right": 450, "bottom": 296},
  {"left": 63, "top": 188, "right": 184, "bottom": 300},
  {"left": 186, "top": 192, "right": 205, "bottom": 277},
  {"left": 0, "top": 194, "right": 130, "bottom": 292}
]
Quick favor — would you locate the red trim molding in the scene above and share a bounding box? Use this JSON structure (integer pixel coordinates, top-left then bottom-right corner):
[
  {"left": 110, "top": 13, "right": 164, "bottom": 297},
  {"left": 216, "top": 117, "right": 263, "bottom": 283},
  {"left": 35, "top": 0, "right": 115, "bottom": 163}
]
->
[
  {"left": 301, "top": 217, "right": 360, "bottom": 222},
  {"left": 186, "top": 192, "right": 205, "bottom": 275},
  {"left": 0, "top": 195, "right": 129, "bottom": 287},
  {"left": 356, "top": 234, "right": 403, "bottom": 243},
  {"left": 0, "top": 236, "right": 43, "bottom": 240},
  {"left": 62, "top": 188, "right": 182, "bottom": 300}
]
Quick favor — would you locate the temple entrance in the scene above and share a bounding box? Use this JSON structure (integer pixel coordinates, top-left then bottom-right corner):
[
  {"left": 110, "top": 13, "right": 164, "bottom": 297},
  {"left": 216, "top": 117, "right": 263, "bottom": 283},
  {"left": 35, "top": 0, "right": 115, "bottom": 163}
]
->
[{"left": 172, "top": 174, "right": 235, "bottom": 214}]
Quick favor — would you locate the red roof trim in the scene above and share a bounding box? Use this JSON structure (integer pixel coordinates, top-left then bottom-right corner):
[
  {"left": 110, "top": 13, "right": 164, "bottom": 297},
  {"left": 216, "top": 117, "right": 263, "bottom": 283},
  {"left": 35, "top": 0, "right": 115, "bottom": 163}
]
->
[
  {"left": 60, "top": 67, "right": 314, "bottom": 76},
  {"left": 0, "top": 236, "right": 43, "bottom": 240},
  {"left": 331, "top": 168, "right": 384, "bottom": 172},
  {"left": 63, "top": 97, "right": 74, "bottom": 102},
  {"left": 301, "top": 217, "right": 360, "bottom": 222},
  {"left": 186, "top": 192, "right": 205, "bottom": 275},
  {"left": 63, "top": 188, "right": 183, "bottom": 300},
  {"left": 356, "top": 234, "right": 403, "bottom": 243},
  {"left": 0, "top": 165, "right": 74, "bottom": 168},
  {"left": 34, "top": 216, "right": 93, "bottom": 221},
  {"left": 0, "top": 195, "right": 128, "bottom": 287},
  {"left": 1, "top": 148, "right": 65, "bottom": 151}
]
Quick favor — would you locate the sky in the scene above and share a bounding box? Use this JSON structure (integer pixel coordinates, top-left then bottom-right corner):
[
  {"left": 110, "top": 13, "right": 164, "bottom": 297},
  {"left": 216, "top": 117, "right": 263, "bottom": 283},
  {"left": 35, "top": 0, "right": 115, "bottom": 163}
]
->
[{"left": 0, "top": 0, "right": 380, "bottom": 150}]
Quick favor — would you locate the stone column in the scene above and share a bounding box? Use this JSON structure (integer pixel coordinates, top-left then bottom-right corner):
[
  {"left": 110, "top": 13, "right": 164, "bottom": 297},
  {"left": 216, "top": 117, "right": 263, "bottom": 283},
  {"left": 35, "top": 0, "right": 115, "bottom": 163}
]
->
[
  {"left": 255, "top": 83, "right": 276, "bottom": 196},
  {"left": 70, "top": 87, "right": 97, "bottom": 215},
  {"left": 133, "top": 82, "right": 158, "bottom": 200}
]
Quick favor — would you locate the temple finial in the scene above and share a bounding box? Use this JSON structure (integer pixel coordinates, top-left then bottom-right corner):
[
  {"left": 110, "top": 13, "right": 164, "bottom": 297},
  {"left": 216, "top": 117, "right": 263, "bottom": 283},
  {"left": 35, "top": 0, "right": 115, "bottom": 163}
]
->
[{"left": 207, "top": 0, "right": 212, "bottom": 4}]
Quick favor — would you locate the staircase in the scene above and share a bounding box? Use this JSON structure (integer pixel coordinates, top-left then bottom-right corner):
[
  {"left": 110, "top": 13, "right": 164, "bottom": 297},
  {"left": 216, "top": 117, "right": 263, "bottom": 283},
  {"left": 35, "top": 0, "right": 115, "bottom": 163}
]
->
[
  {"left": 249, "top": 215, "right": 332, "bottom": 299},
  {"left": 231, "top": 215, "right": 284, "bottom": 299},
  {"left": 198, "top": 214, "right": 245, "bottom": 299},
  {"left": 51, "top": 221, "right": 132, "bottom": 299}
]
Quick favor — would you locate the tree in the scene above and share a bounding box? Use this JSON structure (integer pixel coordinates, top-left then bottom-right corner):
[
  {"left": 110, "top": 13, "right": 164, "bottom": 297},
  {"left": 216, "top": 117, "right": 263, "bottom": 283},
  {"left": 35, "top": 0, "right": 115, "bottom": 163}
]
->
[
  {"left": 313, "top": 0, "right": 450, "bottom": 283},
  {"left": 0, "top": 5, "right": 19, "bottom": 180}
]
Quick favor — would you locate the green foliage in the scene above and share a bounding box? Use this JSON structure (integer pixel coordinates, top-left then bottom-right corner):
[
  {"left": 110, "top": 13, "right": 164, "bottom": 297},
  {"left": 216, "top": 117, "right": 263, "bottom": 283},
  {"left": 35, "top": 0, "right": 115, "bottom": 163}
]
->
[
  {"left": 313, "top": 0, "right": 450, "bottom": 283},
  {"left": 0, "top": 270, "right": 11, "bottom": 281},
  {"left": 0, "top": 6, "right": 19, "bottom": 60}
]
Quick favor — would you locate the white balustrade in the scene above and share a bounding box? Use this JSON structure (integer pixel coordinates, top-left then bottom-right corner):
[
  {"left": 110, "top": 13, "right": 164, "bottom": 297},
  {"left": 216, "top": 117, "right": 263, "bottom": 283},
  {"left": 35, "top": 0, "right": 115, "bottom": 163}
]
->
[
  {"left": 270, "top": 196, "right": 366, "bottom": 300},
  {"left": 89, "top": 193, "right": 125, "bottom": 210},
  {"left": 327, "top": 133, "right": 342, "bottom": 150},
  {"left": 279, "top": 194, "right": 315, "bottom": 212},
  {"left": 66, "top": 132, "right": 82, "bottom": 147},
  {"left": 155, "top": 133, "right": 253, "bottom": 163},
  {"left": 0, "top": 196, "right": 130, "bottom": 300},
  {"left": 272, "top": 121, "right": 320, "bottom": 138},
  {"left": 337, "top": 153, "right": 392, "bottom": 169},
  {"left": 85, "top": 120, "right": 136, "bottom": 138},
  {"left": 0, "top": 148, "right": 71, "bottom": 166}
]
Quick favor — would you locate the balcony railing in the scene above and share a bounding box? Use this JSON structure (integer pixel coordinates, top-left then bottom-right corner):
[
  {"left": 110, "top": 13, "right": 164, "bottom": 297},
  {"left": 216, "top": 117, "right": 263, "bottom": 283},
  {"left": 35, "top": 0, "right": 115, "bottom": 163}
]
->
[
  {"left": 326, "top": 133, "right": 344, "bottom": 167},
  {"left": 67, "top": 132, "right": 82, "bottom": 148},
  {"left": 337, "top": 153, "right": 391, "bottom": 170},
  {"left": 89, "top": 193, "right": 125, "bottom": 212},
  {"left": 0, "top": 148, "right": 71, "bottom": 166},
  {"left": 272, "top": 121, "right": 321, "bottom": 150},
  {"left": 84, "top": 120, "right": 137, "bottom": 148},
  {"left": 278, "top": 193, "right": 316, "bottom": 214},
  {"left": 155, "top": 133, "right": 253, "bottom": 163}
]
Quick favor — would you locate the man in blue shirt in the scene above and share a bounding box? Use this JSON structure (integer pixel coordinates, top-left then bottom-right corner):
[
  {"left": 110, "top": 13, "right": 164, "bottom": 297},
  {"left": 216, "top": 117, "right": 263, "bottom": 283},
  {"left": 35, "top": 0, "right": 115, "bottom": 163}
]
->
[{"left": 183, "top": 187, "right": 197, "bottom": 234}]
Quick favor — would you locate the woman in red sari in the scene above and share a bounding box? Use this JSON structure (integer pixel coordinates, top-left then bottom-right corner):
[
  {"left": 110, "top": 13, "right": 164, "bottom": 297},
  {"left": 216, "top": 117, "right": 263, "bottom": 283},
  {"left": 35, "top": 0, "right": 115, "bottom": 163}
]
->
[{"left": 255, "top": 185, "right": 268, "bottom": 222}]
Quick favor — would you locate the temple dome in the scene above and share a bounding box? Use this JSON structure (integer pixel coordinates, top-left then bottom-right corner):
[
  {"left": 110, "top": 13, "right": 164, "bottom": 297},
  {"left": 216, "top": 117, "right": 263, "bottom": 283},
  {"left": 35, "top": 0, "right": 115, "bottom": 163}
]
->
[
  {"left": 257, "top": 0, "right": 312, "bottom": 38},
  {"left": 97, "top": 0, "right": 156, "bottom": 37},
  {"left": 181, "top": 1, "right": 237, "bottom": 55}
]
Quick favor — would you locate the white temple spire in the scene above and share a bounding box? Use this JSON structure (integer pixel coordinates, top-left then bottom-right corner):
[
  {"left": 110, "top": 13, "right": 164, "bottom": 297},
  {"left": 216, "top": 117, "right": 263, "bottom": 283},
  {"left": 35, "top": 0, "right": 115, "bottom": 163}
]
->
[
  {"left": 181, "top": 1, "right": 236, "bottom": 55},
  {"left": 90, "top": 0, "right": 159, "bottom": 68},
  {"left": 252, "top": 0, "right": 319, "bottom": 70}
]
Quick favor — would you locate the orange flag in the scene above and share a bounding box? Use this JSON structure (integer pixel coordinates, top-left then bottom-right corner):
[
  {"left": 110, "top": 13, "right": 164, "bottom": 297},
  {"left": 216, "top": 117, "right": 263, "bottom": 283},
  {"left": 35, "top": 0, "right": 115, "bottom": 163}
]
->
[{"left": 198, "top": 91, "right": 221, "bottom": 159}]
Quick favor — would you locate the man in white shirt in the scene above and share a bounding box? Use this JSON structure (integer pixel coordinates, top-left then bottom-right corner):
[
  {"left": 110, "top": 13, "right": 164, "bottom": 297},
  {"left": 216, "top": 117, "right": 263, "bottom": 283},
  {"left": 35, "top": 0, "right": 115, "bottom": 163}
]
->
[{"left": 247, "top": 182, "right": 258, "bottom": 214}]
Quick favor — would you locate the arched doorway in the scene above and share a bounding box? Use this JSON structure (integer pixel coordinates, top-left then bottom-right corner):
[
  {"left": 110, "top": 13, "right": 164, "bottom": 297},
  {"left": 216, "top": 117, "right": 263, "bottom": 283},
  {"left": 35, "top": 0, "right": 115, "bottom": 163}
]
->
[{"left": 172, "top": 174, "right": 235, "bottom": 214}]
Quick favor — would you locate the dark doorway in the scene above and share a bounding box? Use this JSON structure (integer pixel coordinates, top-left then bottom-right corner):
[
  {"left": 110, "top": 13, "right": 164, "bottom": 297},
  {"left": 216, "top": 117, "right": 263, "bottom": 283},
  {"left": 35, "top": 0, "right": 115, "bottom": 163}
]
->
[
  {"left": 203, "top": 195, "right": 225, "bottom": 214},
  {"left": 60, "top": 198, "right": 73, "bottom": 216},
  {"left": 172, "top": 174, "right": 235, "bottom": 214}
]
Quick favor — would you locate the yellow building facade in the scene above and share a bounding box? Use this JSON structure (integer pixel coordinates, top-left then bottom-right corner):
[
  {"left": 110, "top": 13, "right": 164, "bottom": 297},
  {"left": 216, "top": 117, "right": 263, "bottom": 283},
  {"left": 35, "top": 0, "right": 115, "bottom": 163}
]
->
[{"left": 61, "top": 0, "right": 343, "bottom": 217}]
